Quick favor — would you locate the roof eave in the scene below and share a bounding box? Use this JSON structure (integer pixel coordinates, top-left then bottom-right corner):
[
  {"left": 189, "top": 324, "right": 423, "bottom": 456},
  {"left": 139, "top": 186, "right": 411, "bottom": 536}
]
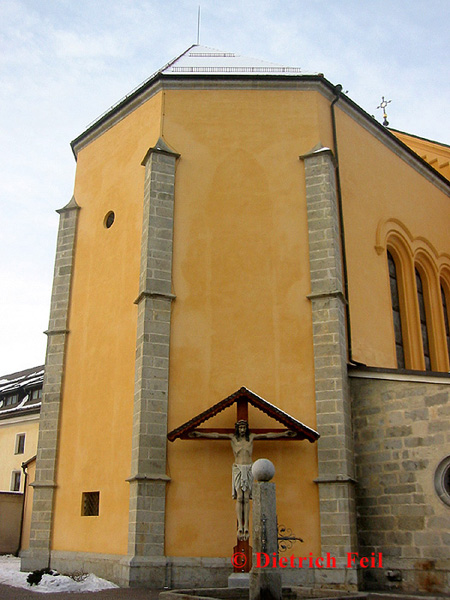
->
[
  {"left": 0, "top": 406, "right": 41, "bottom": 421},
  {"left": 69, "top": 73, "right": 449, "bottom": 193},
  {"left": 70, "top": 72, "right": 333, "bottom": 159},
  {"left": 167, "top": 386, "right": 320, "bottom": 443}
]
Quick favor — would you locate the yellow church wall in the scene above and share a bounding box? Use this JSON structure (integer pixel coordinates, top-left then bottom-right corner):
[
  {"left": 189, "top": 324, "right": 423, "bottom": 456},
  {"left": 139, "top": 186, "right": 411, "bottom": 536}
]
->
[
  {"left": 161, "top": 88, "right": 323, "bottom": 558},
  {"left": 51, "top": 93, "right": 163, "bottom": 555},
  {"left": 48, "top": 82, "right": 449, "bottom": 562},
  {"left": 0, "top": 418, "right": 39, "bottom": 492},
  {"left": 335, "top": 107, "right": 450, "bottom": 369}
]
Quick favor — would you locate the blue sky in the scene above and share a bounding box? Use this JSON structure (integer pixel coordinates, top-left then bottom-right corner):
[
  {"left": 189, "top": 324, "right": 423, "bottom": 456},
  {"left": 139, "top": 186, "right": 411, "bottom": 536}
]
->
[{"left": 1, "top": 0, "right": 449, "bottom": 374}]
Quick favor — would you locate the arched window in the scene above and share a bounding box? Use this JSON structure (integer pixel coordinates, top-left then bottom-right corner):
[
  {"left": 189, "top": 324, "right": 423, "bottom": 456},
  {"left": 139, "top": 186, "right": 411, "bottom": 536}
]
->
[
  {"left": 415, "top": 268, "right": 431, "bottom": 371},
  {"left": 387, "top": 251, "right": 405, "bottom": 368},
  {"left": 380, "top": 220, "right": 449, "bottom": 372},
  {"left": 441, "top": 282, "right": 450, "bottom": 362}
]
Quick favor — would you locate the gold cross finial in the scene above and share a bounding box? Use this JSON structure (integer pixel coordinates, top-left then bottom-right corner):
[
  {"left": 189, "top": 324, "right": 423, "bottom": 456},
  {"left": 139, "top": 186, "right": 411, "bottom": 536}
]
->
[{"left": 377, "top": 96, "right": 392, "bottom": 126}]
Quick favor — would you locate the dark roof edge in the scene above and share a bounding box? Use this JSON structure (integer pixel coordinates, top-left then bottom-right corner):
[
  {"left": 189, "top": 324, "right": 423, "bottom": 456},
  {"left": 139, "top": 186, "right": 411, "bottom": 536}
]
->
[
  {"left": 70, "top": 73, "right": 334, "bottom": 157},
  {"left": 334, "top": 94, "right": 450, "bottom": 191},
  {"left": 69, "top": 73, "right": 449, "bottom": 193}
]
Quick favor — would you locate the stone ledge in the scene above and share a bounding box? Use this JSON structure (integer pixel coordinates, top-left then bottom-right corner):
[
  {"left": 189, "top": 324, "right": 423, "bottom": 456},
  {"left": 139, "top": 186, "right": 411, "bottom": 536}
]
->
[
  {"left": 126, "top": 473, "right": 171, "bottom": 482},
  {"left": 134, "top": 290, "right": 176, "bottom": 305},
  {"left": 349, "top": 366, "right": 450, "bottom": 385},
  {"left": 314, "top": 476, "right": 357, "bottom": 484},
  {"left": 43, "top": 329, "right": 69, "bottom": 336},
  {"left": 29, "top": 481, "right": 57, "bottom": 489},
  {"left": 307, "top": 291, "right": 347, "bottom": 304}
]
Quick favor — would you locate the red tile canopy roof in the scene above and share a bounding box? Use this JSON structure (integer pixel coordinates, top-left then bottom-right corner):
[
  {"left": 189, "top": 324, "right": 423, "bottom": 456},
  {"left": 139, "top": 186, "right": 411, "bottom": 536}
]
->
[{"left": 167, "top": 386, "right": 319, "bottom": 443}]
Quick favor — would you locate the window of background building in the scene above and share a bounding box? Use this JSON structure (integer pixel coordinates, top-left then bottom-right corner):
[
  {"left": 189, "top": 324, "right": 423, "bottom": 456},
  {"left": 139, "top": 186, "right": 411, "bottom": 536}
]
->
[
  {"left": 5, "top": 394, "right": 19, "bottom": 406},
  {"left": 15, "top": 433, "right": 25, "bottom": 455},
  {"left": 11, "top": 471, "right": 21, "bottom": 492},
  {"left": 31, "top": 389, "right": 42, "bottom": 401}
]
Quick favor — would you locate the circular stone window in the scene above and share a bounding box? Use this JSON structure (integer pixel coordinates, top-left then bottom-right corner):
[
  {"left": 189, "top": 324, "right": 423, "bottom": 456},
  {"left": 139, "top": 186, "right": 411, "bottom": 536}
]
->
[
  {"left": 104, "top": 211, "right": 115, "bottom": 229},
  {"left": 434, "top": 456, "right": 450, "bottom": 507}
]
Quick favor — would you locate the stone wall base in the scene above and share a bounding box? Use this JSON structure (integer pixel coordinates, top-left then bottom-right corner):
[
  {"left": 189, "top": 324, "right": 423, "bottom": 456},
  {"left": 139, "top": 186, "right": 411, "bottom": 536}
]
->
[
  {"left": 20, "top": 549, "right": 51, "bottom": 573},
  {"left": 19, "top": 550, "right": 450, "bottom": 593},
  {"left": 21, "top": 551, "right": 231, "bottom": 588},
  {"left": 359, "top": 557, "right": 450, "bottom": 594}
]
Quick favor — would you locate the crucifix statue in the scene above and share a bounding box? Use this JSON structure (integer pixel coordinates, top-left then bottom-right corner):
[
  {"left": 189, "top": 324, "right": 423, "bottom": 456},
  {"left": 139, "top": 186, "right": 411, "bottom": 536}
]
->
[
  {"left": 190, "top": 420, "right": 296, "bottom": 540},
  {"left": 167, "top": 387, "right": 320, "bottom": 572}
]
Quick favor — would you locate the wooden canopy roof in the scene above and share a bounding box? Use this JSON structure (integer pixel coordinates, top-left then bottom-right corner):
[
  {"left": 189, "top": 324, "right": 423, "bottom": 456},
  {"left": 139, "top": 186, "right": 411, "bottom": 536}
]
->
[{"left": 167, "top": 386, "right": 319, "bottom": 443}]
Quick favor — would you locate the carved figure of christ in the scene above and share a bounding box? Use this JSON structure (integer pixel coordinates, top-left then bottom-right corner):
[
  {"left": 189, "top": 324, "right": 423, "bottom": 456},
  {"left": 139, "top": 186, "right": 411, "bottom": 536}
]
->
[{"left": 190, "top": 421, "right": 295, "bottom": 540}]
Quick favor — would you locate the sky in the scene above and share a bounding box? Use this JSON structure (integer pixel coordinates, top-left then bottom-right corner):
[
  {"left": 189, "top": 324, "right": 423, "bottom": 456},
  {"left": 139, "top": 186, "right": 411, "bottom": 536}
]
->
[{"left": 1, "top": 0, "right": 449, "bottom": 375}]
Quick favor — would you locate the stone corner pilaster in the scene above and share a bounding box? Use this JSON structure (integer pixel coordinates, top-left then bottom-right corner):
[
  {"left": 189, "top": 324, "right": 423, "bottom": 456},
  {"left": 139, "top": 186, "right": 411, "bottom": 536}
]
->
[
  {"left": 301, "top": 148, "right": 357, "bottom": 557},
  {"left": 127, "top": 139, "right": 179, "bottom": 562},
  {"left": 25, "top": 196, "right": 79, "bottom": 571}
]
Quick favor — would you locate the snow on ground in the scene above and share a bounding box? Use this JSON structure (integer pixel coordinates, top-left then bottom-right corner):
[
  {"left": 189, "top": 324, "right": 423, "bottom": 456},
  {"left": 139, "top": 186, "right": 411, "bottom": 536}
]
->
[{"left": 0, "top": 555, "right": 118, "bottom": 593}]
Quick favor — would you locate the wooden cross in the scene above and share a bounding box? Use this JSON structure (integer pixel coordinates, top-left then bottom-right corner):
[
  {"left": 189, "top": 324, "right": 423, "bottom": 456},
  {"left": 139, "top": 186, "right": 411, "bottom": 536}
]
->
[{"left": 167, "top": 387, "right": 319, "bottom": 573}]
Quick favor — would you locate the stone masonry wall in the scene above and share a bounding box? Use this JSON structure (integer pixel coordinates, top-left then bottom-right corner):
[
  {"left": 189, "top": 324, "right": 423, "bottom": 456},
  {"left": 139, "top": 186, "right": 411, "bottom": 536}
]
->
[
  {"left": 350, "top": 372, "right": 450, "bottom": 593},
  {"left": 124, "top": 138, "right": 179, "bottom": 588},
  {"left": 301, "top": 146, "right": 358, "bottom": 590},
  {"left": 22, "top": 196, "right": 79, "bottom": 573}
]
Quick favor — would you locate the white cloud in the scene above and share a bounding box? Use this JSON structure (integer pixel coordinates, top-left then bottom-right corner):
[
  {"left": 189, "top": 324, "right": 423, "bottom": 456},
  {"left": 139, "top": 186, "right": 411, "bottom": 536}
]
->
[{"left": 52, "top": 30, "right": 124, "bottom": 60}]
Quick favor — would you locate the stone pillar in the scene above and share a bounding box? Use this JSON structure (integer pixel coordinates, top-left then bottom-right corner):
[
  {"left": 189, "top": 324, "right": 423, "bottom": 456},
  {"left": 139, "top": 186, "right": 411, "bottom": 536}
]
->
[
  {"left": 250, "top": 459, "right": 282, "bottom": 600},
  {"left": 22, "top": 196, "right": 80, "bottom": 572},
  {"left": 123, "top": 138, "right": 179, "bottom": 587},
  {"left": 300, "top": 147, "right": 358, "bottom": 582}
]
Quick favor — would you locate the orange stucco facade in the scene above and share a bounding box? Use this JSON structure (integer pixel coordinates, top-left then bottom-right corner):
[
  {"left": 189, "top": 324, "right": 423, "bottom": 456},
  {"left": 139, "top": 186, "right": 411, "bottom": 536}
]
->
[
  {"left": 52, "top": 94, "right": 163, "bottom": 554},
  {"left": 51, "top": 84, "right": 449, "bottom": 557},
  {"left": 52, "top": 88, "right": 325, "bottom": 557}
]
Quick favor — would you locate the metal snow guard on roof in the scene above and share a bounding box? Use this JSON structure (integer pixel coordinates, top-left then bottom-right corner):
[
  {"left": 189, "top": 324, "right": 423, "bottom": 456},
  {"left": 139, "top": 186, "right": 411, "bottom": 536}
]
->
[{"left": 161, "top": 45, "right": 304, "bottom": 76}]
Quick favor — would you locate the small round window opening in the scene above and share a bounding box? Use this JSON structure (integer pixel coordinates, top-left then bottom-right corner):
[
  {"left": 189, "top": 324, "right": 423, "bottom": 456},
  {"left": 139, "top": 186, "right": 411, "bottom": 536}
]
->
[
  {"left": 434, "top": 456, "right": 450, "bottom": 507},
  {"left": 104, "top": 211, "right": 115, "bottom": 229}
]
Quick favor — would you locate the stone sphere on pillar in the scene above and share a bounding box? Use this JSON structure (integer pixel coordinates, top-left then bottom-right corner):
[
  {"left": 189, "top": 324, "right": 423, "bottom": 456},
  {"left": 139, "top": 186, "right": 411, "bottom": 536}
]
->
[{"left": 252, "top": 458, "right": 275, "bottom": 482}]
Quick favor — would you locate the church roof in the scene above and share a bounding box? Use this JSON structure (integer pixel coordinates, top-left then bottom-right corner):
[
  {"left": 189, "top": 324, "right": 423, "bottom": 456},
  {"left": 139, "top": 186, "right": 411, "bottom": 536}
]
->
[
  {"left": 73, "top": 44, "right": 310, "bottom": 151},
  {"left": 160, "top": 44, "right": 304, "bottom": 76},
  {"left": 70, "top": 45, "right": 449, "bottom": 193}
]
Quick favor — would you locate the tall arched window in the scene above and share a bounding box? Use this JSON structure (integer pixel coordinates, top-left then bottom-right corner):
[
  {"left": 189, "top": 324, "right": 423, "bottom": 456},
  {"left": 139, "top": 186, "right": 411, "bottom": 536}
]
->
[
  {"left": 441, "top": 283, "right": 450, "bottom": 363},
  {"left": 415, "top": 268, "right": 431, "bottom": 371},
  {"left": 387, "top": 251, "right": 405, "bottom": 368}
]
